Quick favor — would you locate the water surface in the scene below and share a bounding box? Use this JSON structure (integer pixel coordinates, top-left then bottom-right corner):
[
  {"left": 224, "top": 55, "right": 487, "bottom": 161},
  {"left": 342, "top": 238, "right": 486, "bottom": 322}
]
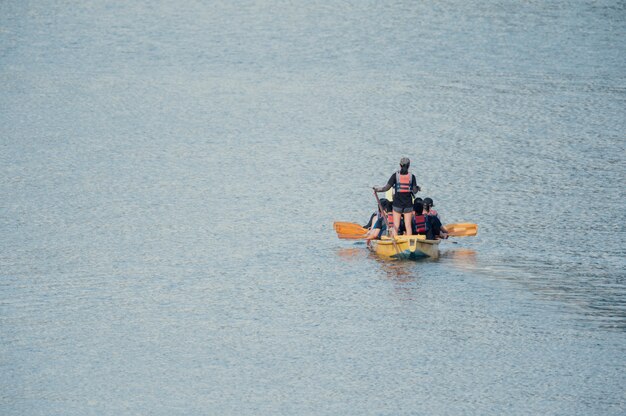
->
[{"left": 1, "top": 1, "right": 625, "bottom": 415}]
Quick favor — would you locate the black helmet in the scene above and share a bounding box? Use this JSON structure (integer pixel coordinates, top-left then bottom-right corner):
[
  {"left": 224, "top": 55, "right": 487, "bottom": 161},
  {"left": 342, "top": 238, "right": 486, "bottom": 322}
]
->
[{"left": 423, "top": 197, "right": 434, "bottom": 207}]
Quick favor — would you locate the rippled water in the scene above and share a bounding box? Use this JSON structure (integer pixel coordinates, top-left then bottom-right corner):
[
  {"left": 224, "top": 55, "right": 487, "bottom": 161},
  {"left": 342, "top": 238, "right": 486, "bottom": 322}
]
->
[{"left": 1, "top": 1, "right": 625, "bottom": 415}]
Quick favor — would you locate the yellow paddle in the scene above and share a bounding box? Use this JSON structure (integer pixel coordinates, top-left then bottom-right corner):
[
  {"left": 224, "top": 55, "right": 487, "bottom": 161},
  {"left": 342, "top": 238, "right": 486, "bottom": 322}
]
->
[{"left": 444, "top": 223, "right": 478, "bottom": 237}]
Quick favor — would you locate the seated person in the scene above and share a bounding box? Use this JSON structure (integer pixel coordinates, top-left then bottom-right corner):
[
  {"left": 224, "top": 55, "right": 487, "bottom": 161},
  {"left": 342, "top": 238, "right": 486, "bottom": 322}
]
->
[
  {"left": 365, "top": 200, "right": 394, "bottom": 243},
  {"left": 423, "top": 197, "right": 448, "bottom": 239},
  {"left": 363, "top": 198, "right": 388, "bottom": 229},
  {"left": 412, "top": 200, "right": 427, "bottom": 235}
]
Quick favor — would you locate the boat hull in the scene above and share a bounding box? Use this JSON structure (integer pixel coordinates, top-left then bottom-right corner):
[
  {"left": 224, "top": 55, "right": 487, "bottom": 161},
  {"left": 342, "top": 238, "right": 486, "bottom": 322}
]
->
[{"left": 369, "top": 235, "right": 440, "bottom": 259}]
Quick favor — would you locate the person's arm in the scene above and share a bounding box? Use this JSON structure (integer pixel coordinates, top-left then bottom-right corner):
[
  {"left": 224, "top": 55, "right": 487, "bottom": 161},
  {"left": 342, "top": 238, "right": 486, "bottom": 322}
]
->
[
  {"left": 366, "top": 227, "right": 381, "bottom": 240},
  {"left": 411, "top": 174, "right": 421, "bottom": 193},
  {"left": 438, "top": 213, "right": 447, "bottom": 233},
  {"left": 373, "top": 184, "right": 391, "bottom": 192},
  {"left": 439, "top": 218, "right": 448, "bottom": 238},
  {"left": 373, "top": 174, "right": 395, "bottom": 192}
]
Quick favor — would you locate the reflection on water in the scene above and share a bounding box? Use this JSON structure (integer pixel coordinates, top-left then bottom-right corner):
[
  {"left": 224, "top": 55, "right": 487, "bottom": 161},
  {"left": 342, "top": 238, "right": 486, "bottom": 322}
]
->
[
  {"left": 441, "top": 248, "right": 478, "bottom": 269},
  {"left": 369, "top": 253, "right": 419, "bottom": 283},
  {"left": 335, "top": 246, "right": 367, "bottom": 262},
  {"left": 370, "top": 254, "right": 422, "bottom": 302},
  {"left": 337, "top": 245, "right": 426, "bottom": 283},
  {"left": 336, "top": 245, "right": 423, "bottom": 300}
]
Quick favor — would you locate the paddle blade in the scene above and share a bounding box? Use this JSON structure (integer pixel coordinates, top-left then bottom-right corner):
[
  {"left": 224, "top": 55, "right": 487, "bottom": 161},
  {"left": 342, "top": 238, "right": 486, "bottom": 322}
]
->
[
  {"left": 444, "top": 223, "right": 478, "bottom": 237},
  {"left": 334, "top": 221, "right": 365, "bottom": 229},
  {"left": 334, "top": 222, "right": 368, "bottom": 235},
  {"left": 336, "top": 226, "right": 368, "bottom": 235},
  {"left": 334, "top": 222, "right": 369, "bottom": 239},
  {"left": 337, "top": 233, "right": 368, "bottom": 240}
]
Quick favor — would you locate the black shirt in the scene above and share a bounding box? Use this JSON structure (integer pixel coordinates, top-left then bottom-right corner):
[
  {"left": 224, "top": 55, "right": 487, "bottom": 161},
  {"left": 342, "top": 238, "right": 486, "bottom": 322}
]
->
[{"left": 387, "top": 173, "right": 418, "bottom": 208}]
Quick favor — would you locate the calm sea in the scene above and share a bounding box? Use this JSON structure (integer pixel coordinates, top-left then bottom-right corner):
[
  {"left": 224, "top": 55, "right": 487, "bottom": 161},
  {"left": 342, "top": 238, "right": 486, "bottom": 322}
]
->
[{"left": 1, "top": 1, "right": 625, "bottom": 415}]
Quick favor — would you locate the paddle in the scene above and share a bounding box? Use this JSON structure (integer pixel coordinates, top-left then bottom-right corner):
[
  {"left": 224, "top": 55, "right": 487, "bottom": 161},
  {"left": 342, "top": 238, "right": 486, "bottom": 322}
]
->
[
  {"left": 333, "top": 222, "right": 368, "bottom": 235},
  {"left": 444, "top": 223, "right": 478, "bottom": 237},
  {"left": 337, "top": 233, "right": 369, "bottom": 240}
]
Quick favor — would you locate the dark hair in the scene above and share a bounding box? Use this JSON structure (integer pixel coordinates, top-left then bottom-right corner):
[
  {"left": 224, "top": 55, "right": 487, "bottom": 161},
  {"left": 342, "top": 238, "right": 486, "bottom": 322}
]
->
[
  {"left": 413, "top": 201, "right": 423, "bottom": 215},
  {"left": 423, "top": 197, "right": 434, "bottom": 207}
]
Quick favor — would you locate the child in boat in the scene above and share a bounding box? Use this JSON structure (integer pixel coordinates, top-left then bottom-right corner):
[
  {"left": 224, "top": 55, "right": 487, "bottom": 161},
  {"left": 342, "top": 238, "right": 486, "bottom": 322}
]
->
[
  {"left": 423, "top": 197, "right": 448, "bottom": 240},
  {"left": 373, "top": 157, "right": 421, "bottom": 236}
]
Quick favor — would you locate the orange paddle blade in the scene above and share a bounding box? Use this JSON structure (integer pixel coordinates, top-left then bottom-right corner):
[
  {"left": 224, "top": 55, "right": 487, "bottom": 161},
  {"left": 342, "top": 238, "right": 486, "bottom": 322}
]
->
[
  {"left": 334, "top": 222, "right": 369, "bottom": 240},
  {"left": 444, "top": 223, "right": 478, "bottom": 237},
  {"left": 333, "top": 222, "right": 368, "bottom": 235},
  {"left": 337, "top": 233, "right": 368, "bottom": 240}
]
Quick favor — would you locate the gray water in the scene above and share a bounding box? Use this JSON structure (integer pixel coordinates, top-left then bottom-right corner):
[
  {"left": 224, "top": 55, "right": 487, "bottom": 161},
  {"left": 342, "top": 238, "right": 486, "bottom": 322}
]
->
[{"left": 1, "top": 1, "right": 625, "bottom": 415}]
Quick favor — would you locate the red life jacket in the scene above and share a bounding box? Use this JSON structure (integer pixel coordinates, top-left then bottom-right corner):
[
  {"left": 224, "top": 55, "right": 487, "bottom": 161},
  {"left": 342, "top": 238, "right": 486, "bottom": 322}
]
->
[
  {"left": 395, "top": 171, "right": 413, "bottom": 193},
  {"left": 413, "top": 214, "right": 426, "bottom": 234}
]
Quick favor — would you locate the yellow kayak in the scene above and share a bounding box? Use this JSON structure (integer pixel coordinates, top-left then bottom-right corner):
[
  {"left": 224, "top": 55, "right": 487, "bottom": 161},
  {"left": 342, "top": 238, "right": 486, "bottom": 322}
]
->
[{"left": 369, "top": 235, "right": 440, "bottom": 259}]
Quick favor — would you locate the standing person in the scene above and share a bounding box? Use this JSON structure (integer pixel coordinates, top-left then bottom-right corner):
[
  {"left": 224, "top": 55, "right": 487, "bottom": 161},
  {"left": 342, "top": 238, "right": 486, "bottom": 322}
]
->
[{"left": 373, "top": 157, "right": 421, "bottom": 236}]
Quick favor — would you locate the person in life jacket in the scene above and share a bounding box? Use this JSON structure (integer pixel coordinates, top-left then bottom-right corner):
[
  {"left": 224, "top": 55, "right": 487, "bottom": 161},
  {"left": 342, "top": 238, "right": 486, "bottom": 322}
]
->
[
  {"left": 363, "top": 198, "right": 389, "bottom": 229},
  {"left": 423, "top": 197, "right": 448, "bottom": 239},
  {"left": 412, "top": 199, "right": 427, "bottom": 235},
  {"left": 373, "top": 157, "right": 421, "bottom": 236},
  {"left": 365, "top": 199, "right": 394, "bottom": 243}
]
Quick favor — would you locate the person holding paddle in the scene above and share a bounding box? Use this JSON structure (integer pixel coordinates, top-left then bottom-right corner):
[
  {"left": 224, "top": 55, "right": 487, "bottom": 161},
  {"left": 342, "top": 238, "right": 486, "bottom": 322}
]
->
[
  {"left": 365, "top": 199, "right": 393, "bottom": 245},
  {"left": 373, "top": 157, "right": 421, "bottom": 236},
  {"left": 362, "top": 198, "right": 389, "bottom": 229}
]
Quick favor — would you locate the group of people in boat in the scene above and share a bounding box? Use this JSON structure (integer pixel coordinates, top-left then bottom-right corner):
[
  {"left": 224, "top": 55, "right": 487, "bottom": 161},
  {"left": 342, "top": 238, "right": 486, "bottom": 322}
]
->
[{"left": 365, "top": 157, "right": 448, "bottom": 243}]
